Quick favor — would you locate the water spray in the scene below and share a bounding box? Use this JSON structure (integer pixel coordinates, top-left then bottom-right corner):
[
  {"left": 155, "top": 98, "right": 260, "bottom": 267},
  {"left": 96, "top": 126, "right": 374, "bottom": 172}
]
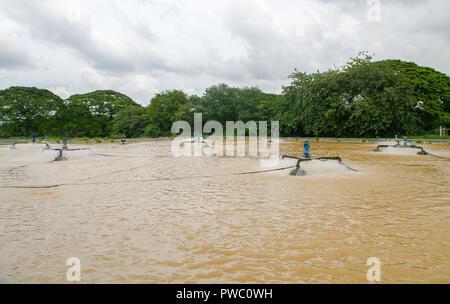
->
[
  {"left": 372, "top": 144, "right": 428, "bottom": 155},
  {"left": 180, "top": 137, "right": 210, "bottom": 148},
  {"left": 281, "top": 155, "right": 358, "bottom": 176},
  {"left": 372, "top": 143, "right": 449, "bottom": 159}
]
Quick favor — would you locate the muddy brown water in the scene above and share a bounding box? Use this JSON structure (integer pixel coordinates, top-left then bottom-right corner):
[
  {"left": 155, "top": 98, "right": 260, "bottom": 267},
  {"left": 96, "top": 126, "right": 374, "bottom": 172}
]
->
[{"left": 0, "top": 140, "right": 449, "bottom": 283}]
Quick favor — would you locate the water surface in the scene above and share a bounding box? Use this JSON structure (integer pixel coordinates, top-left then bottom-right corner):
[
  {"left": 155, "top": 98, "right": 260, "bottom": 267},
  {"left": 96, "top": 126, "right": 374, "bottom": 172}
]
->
[{"left": 0, "top": 140, "right": 448, "bottom": 283}]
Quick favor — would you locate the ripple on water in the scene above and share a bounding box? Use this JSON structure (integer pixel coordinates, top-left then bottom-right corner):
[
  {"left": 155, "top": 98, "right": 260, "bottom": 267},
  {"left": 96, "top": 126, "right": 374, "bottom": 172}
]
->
[{"left": 0, "top": 141, "right": 449, "bottom": 283}]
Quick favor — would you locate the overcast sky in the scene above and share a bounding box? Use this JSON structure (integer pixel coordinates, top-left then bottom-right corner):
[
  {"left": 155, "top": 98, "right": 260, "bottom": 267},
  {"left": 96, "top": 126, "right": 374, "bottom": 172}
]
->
[{"left": 0, "top": 0, "right": 448, "bottom": 105}]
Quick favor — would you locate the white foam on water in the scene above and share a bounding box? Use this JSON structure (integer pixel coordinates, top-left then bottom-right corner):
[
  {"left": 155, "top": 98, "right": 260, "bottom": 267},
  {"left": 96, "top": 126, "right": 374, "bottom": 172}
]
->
[
  {"left": 14, "top": 149, "right": 60, "bottom": 163},
  {"left": 262, "top": 158, "right": 357, "bottom": 178},
  {"left": 64, "top": 149, "right": 96, "bottom": 159},
  {"left": 259, "top": 158, "right": 297, "bottom": 176},
  {"left": 3, "top": 143, "right": 97, "bottom": 163},
  {"left": 380, "top": 146, "right": 421, "bottom": 155},
  {"left": 377, "top": 141, "right": 399, "bottom": 146},
  {"left": 13, "top": 143, "right": 48, "bottom": 152},
  {"left": 296, "top": 159, "right": 357, "bottom": 178}
]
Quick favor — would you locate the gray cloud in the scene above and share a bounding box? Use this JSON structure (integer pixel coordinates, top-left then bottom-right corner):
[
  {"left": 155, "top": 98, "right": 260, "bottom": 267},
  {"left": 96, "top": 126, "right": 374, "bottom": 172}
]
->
[
  {"left": 0, "top": 0, "right": 157, "bottom": 73},
  {"left": 0, "top": 41, "right": 35, "bottom": 70},
  {"left": 0, "top": 0, "right": 448, "bottom": 104}
]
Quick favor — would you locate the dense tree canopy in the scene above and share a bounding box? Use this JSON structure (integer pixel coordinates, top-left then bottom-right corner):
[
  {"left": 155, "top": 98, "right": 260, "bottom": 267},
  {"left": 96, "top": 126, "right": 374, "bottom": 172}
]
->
[
  {"left": 279, "top": 54, "right": 449, "bottom": 137},
  {"left": 0, "top": 55, "right": 448, "bottom": 139},
  {"left": 372, "top": 60, "right": 450, "bottom": 129},
  {"left": 144, "top": 90, "right": 192, "bottom": 137},
  {"left": 0, "top": 87, "right": 63, "bottom": 137},
  {"left": 110, "top": 105, "right": 148, "bottom": 138},
  {"left": 61, "top": 90, "right": 140, "bottom": 137},
  {"left": 197, "top": 84, "right": 276, "bottom": 125}
]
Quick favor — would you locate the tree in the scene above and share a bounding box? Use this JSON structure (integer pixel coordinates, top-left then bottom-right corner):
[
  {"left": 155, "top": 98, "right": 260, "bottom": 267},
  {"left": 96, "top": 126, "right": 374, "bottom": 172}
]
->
[
  {"left": 0, "top": 86, "right": 63, "bottom": 137},
  {"left": 200, "top": 84, "right": 239, "bottom": 124},
  {"left": 110, "top": 105, "right": 148, "bottom": 138},
  {"left": 256, "top": 93, "right": 281, "bottom": 122},
  {"left": 65, "top": 90, "right": 139, "bottom": 137},
  {"left": 281, "top": 70, "right": 347, "bottom": 137},
  {"left": 372, "top": 60, "right": 450, "bottom": 130},
  {"left": 199, "top": 84, "right": 278, "bottom": 134},
  {"left": 54, "top": 98, "right": 101, "bottom": 137},
  {"left": 343, "top": 57, "right": 421, "bottom": 136},
  {"left": 145, "top": 90, "right": 190, "bottom": 137},
  {"left": 280, "top": 53, "right": 447, "bottom": 137}
]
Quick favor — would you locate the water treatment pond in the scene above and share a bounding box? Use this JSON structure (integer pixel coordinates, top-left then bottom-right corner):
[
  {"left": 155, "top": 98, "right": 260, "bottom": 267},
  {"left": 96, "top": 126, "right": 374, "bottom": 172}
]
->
[{"left": 0, "top": 140, "right": 449, "bottom": 283}]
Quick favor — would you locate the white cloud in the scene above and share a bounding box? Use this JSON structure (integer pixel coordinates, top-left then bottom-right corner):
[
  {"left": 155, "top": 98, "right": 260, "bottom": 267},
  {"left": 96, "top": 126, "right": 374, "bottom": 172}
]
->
[{"left": 0, "top": 0, "right": 448, "bottom": 104}]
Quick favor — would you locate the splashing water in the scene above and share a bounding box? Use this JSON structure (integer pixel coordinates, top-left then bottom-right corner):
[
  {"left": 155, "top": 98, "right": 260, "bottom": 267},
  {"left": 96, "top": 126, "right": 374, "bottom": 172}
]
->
[
  {"left": 290, "top": 159, "right": 358, "bottom": 177},
  {"left": 379, "top": 146, "right": 424, "bottom": 155}
]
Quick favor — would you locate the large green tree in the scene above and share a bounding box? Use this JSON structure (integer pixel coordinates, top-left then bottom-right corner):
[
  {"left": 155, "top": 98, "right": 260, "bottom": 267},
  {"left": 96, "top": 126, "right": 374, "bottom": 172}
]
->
[
  {"left": 372, "top": 60, "right": 450, "bottom": 130},
  {"left": 62, "top": 90, "right": 139, "bottom": 137},
  {"left": 110, "top": 105, "right": 148, "bottom": 138},
  {"left": 145, "top": 90, "right": 191, "bottom": 137},
  {"left": 199, "top": 84, "right": 278, "bottom": 129},
  {"left": 0, "top": 86, "right": 63, "bottom": 137},
  {"left": 199, "top": 83, "right": 239, "bottom": 124},
  {"left": 280, "top": 53, "right": 448, "bottom": 137}
]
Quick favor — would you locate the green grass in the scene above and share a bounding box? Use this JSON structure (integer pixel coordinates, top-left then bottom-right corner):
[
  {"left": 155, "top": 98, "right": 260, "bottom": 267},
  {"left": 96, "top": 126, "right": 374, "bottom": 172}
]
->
[
  {"left": 407, "top": 135, "right": 450, "bottom": 140},
  {"left": 2, "top": 134, "right": 449, "bottom": 142},
  {"left": 0, "top": 137, "right": 30, "bottom": 141}
]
